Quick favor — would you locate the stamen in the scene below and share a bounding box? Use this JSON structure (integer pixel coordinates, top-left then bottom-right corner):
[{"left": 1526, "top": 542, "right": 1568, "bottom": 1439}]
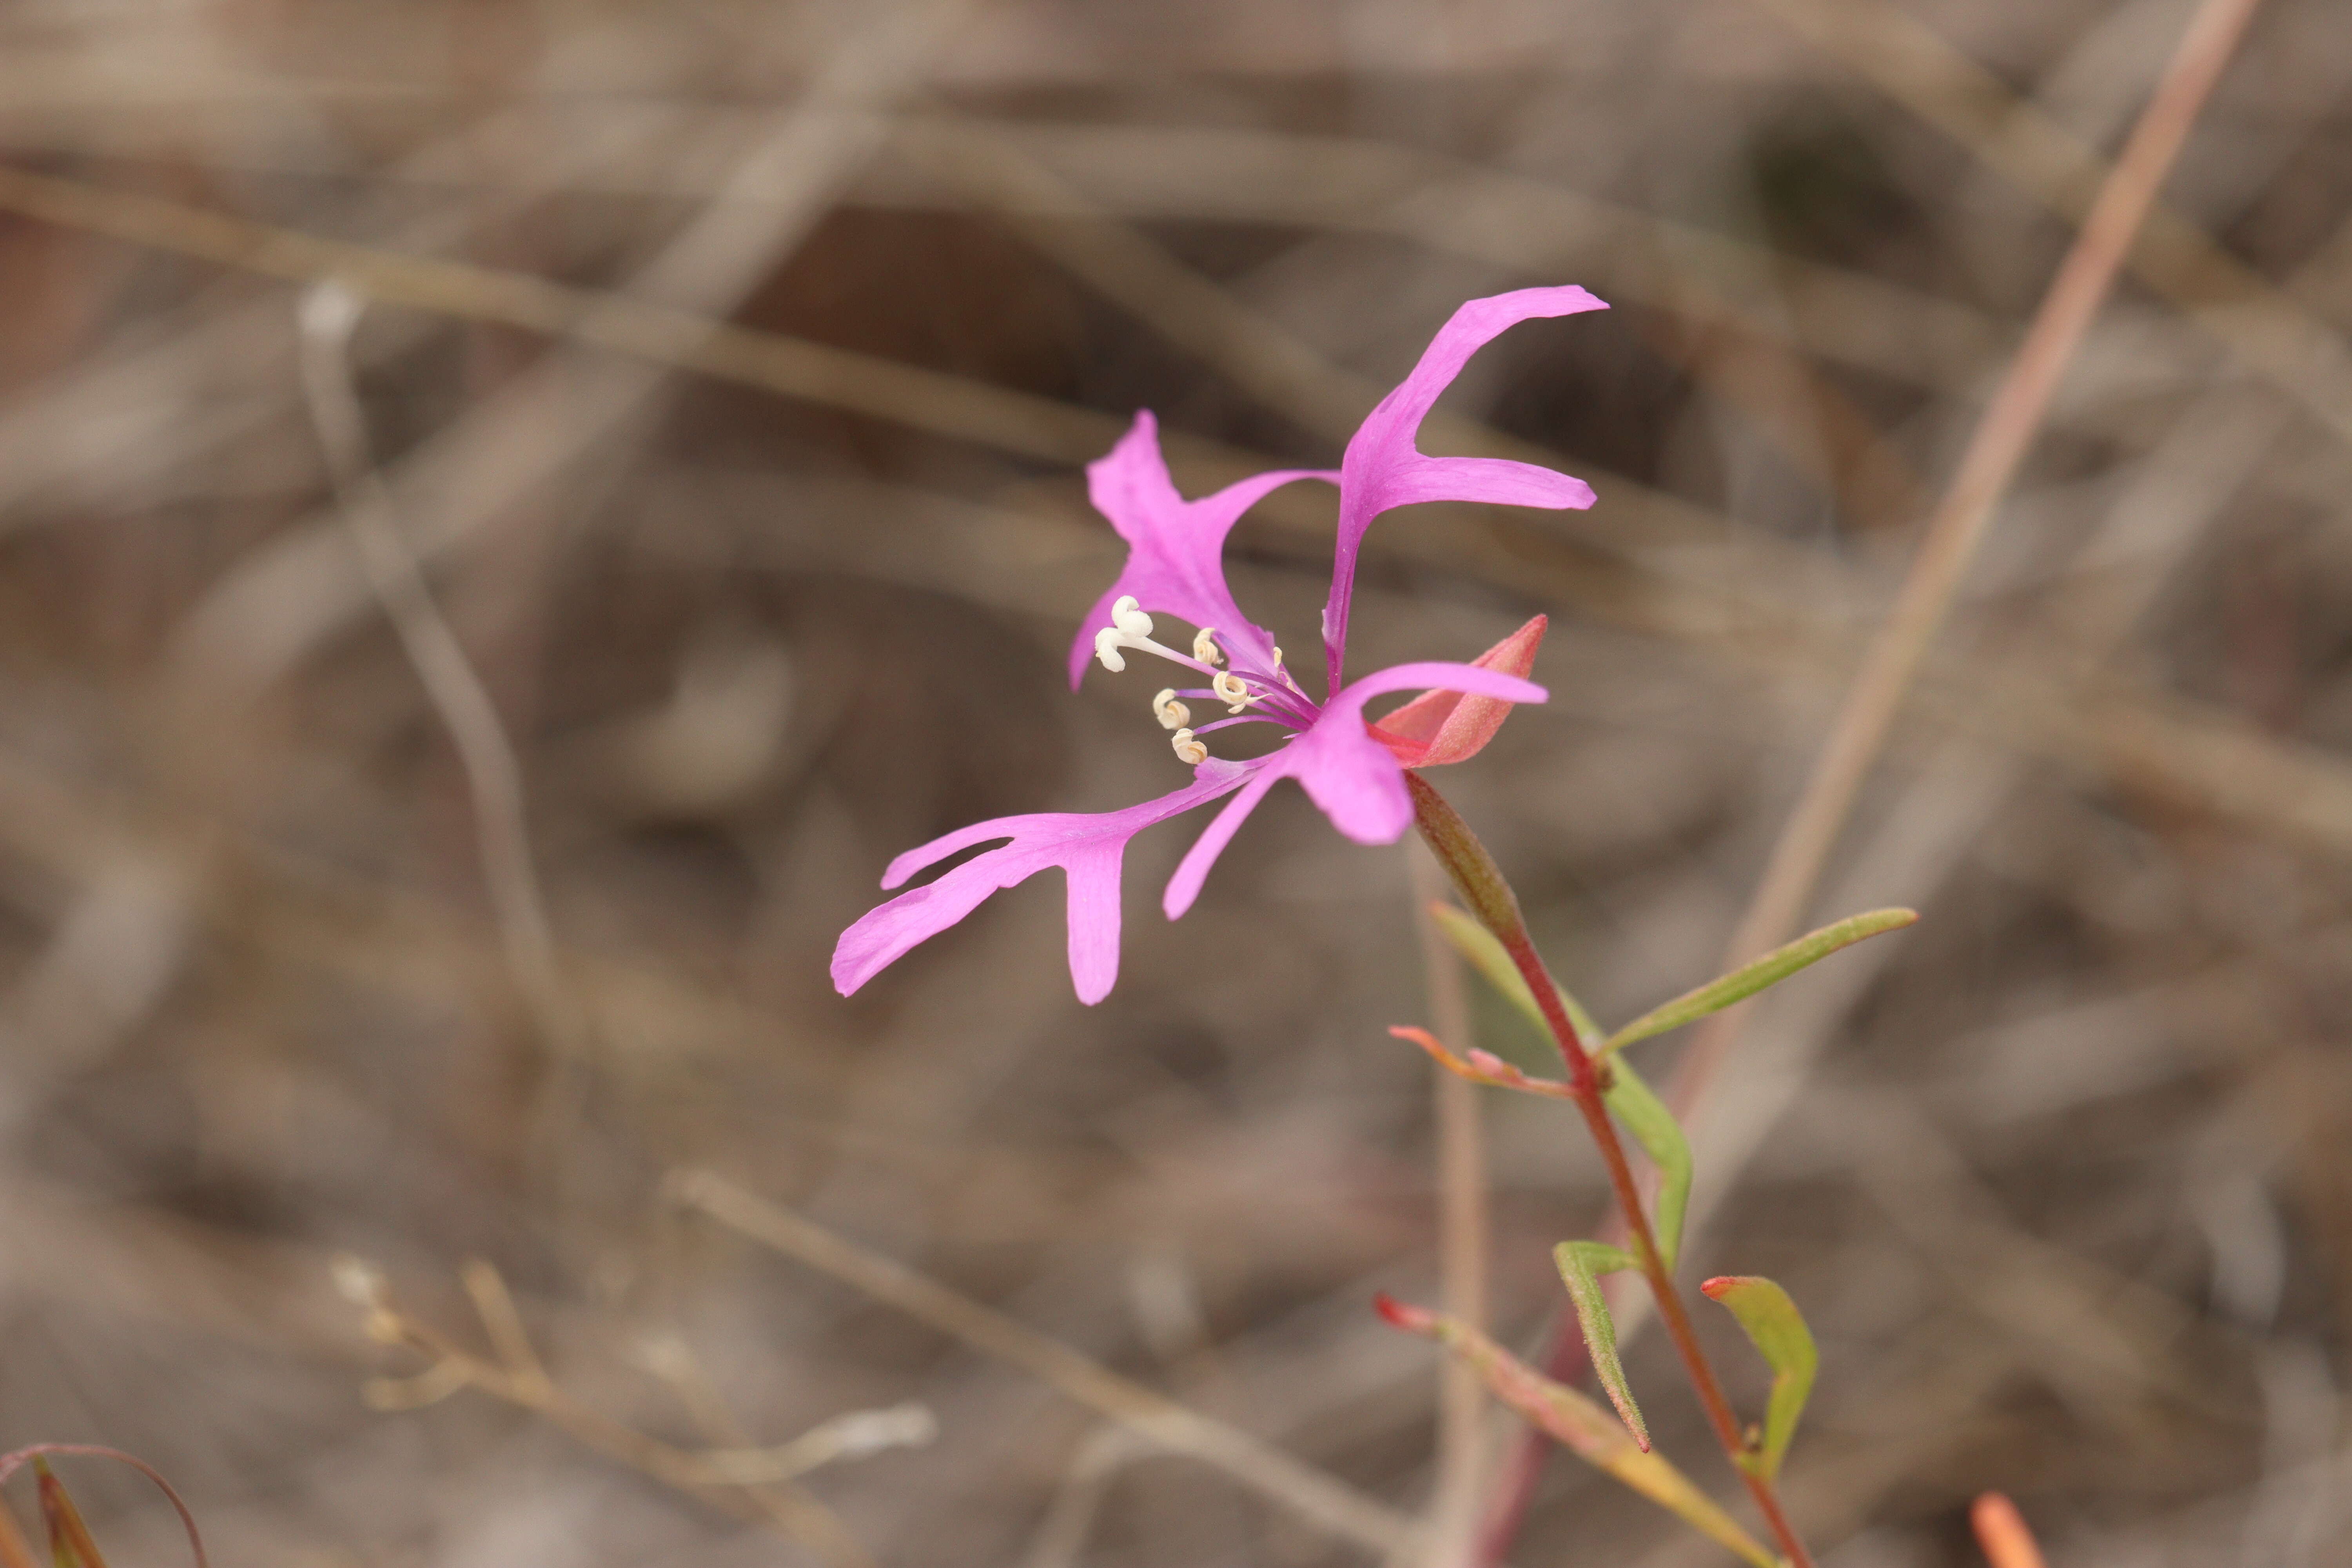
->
[
  {"left": 1152, "top": 689, "right": 1190, "bottom": 729},
  {"left": 1212, "top": 670, "right": 1254, "bottom": 711},
  {"left": 1093, "top": 595, "right": 1227, "bottom": 681},
  {"left": 1193, "top": 627, "right": 1224, "bottom": 665},
  {"left": 1171, "top": 728, "right": 1208, "bottom": 765},
  {"left": 1094, "top": 626, "right": 1128, "bottom": 673}
]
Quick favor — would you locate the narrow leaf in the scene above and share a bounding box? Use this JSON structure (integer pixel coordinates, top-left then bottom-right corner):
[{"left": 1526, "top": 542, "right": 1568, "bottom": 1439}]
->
[
  {"left": 0, "top": 1447, "right": 207, "bottom": 1568},
  {"left": 1700, "top": 1276, "right": 1819, "bottom": 1481},
  {"left": 1388, "top": 1026, "right": 1574, "bottom": 1102},
  {"left": 0, "top": 1500, "right": 40, "bottom": 1568},
  {"left": 33, "top": 1462, "right": 106, "bottom": 1568},
  {"left": 1375, "top": 1296, "right": 1777, "bottom": 1568},
  {"left": 1603, "top": 908, "right": 1918, "bottom": 1053},
  {"left": 1428, "top": 903, "right": 1602, "bottom": 1048},
  {"left": 1601, "top": 1055, "right": 1692, "bottom": 1272},
  {"left": 1554, "top": 1242, "right": 1647, "bottom": 1449}
]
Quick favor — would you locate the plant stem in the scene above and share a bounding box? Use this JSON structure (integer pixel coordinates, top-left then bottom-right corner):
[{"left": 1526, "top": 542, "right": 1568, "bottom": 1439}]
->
[{"left": 1405, "top": 774, "right": 1817, "bottom": 1568}]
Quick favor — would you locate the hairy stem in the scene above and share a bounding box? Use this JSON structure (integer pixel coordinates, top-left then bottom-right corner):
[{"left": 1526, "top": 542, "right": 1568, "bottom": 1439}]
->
[{"left": 1405, "top": 773, "right": 1816, "bottom": 1568}]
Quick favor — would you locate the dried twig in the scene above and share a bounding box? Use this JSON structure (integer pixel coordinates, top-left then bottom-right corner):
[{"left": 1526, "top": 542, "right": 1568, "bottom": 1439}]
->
[
  {"left": 1409, "top": 843, "right": 1488, "bottom": 1568},
  {"left": 332, "top": 1257, "right": 916, "bottom": 1568},
  {"left": 13, "top": 154, "right": 2352, "bottom": 887},
  {"left": 668, "top": 1168, "right": 1423, "bottom": 1559},
  {"left": 1671, "top": 0, "right": 2269, "bottom": 1114},
  {"left": 296, "top": 281, "right": 584, "bottom": 1065},
  {"left": 1743, "top": 0, "right": 2352, "bottom": 449},
  {"left": 1478, "top": 0, "right": 2270, "bottom": 1555}
]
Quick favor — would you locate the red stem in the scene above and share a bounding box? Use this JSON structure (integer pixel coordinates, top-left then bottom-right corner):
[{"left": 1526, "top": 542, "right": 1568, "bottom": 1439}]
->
[
  {"left": 1497, "top": 930, "right": 1816, "bottom": 1568},
  {"left": 1406, "top": 774, "right": 1815, "bottom": 1568}
]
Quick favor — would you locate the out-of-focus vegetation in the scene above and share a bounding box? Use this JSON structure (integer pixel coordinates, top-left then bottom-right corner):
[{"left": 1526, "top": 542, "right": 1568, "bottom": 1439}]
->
[{"left": 0, "top": 1, "right": 2347, "bottom": 1564}]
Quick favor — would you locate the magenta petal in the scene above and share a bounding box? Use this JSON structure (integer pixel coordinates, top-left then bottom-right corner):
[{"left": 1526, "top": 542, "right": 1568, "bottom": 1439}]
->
[
  {"left": 1368, "top": 455, "right": 1597, "bottom": 513},
  {"left": 1062, "top": 848, "right": 1124, "bottom": 1005},
  {"left": 1321, "top": 287, "right": 1607, "bottom": 691},
  {"left": 834, "top": 760, "right": 1256, "bottom": 1003},
  {"left": 1159, "top": 661, "right": 1549, "bottom": 913},
  {"left": 1293, "top": 661, "right": 1547, "bottom": 842},
  {"left": 1068, "top": 411, "right": 1336, "bottom": 688},
  {"left": 1285, "top": 714, "right": 1414, "bottom": 843}
]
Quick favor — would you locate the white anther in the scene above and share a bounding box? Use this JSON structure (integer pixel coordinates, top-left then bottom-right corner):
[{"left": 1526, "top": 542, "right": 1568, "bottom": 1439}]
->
[
  {"left": 1111, "top": 595, "right": 1155, "bottom": 638},
  {"left": 1193, "top": 627, "right": 1224, "bottom": 665},
  {"left": 1094, "top": 626, "right": 1127, "bottom": 673},
  {"left": 1270, "top": 646, "right": 1283, "bottom": 668},
  {"left": 1171, "top": 728, "right": 1208, "bottom": 765},
  {"left": 1152, "top": 689, "right": 1191, "bottom": 730},
  {"left": 1212, "top": 670, "right": 1253, "bottom": 711}
]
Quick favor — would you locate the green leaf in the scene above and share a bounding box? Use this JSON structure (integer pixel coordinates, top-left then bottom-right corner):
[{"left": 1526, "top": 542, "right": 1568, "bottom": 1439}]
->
[
  {"left": 1554, "top": 1241, "right": 1647, "bottom": 1449},
  {"left": 1378, "top": 1297, "right": 1777, "bottom": 1568},
  {"left": 1428, "top": 903, "right": 1602, "bottom": 1048},
  {"left": 1602, "top": 908, "right": 1918, "bottom": 1054},
  {"left": 1600, "top": 1056, "right": 1692, "bottom": 1272},
  {"left": 1700, "top": 1275, "right": 1819, "bottom": 1481}
]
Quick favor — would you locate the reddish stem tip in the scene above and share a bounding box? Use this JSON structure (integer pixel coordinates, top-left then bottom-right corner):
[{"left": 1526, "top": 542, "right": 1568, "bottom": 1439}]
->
[
  {"left": 1372, "top": 1292, "right": 1434, "bottom": 1334},
  {"left": 1970, "top": 1493, "right": 2048, "bottom": 1568}
]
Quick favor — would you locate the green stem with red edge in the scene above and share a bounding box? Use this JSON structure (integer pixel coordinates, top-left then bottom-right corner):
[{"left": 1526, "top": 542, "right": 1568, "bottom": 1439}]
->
[{"left": 1403, "top": 772, "right": 1817, "bottom": 1568}]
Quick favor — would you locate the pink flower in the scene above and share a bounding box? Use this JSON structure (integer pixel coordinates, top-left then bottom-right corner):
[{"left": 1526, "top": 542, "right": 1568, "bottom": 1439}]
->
[{"left": 833, "top": 287, "right": 1607, "bottom": 1003}]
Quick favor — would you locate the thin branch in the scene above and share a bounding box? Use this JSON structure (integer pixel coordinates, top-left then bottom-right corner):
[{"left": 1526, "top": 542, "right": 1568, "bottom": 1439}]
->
[
  {"left": 1670, "top": 0, "right": 2268, "bottom": 1116},
  {"left": 332, "top": 1258, "right": 903, "bottom": 1568},
  {"left": 1744, "top": 0, "right": 2352, "bottom": 450},
  {"left": 1476, "top": 0, "right": 2270, "bottom": 1556},
  {"left": 1016, "top": 1424, "right": 1154, "bottom": 1568},
  {"left": 0, "top": 160, "right": 1125, "bottom": 471},
  {"left": 13, "top": 156, "right": 2352, "bottom": 885},
  {"left": 1409, "top": 842, "right": 1488, "bottom": 1568},
  {"left": 668, "top": 1168, "right": 1423, "bottom": 1560},
  {"left": 295, "top": 282, "right": 586, "bottom": 1064}
]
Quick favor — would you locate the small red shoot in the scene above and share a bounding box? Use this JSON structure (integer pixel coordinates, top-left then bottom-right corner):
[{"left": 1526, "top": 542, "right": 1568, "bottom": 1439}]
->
[{"left": 1971, "top": 1492, "right": 2047, "bottom": 1568}]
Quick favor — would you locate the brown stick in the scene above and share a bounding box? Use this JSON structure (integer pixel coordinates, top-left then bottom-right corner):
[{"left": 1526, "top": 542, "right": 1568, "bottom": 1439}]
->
[
  {"left": 1409, "top": 843, "right": 1490, "bottom": 1566},
  {"left": 1476, "top": 0, "right": 2269, "bottom": 1555},
  {"left": 1676, "top": 0, "right": 2269, "bottom": 1111},
  {"left": 670, "top": 1169, "right": 1421, "bottom": 1559}
]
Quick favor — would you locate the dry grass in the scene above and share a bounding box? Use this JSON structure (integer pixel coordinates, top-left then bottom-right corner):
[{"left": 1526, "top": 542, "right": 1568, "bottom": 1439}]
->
[{"left": 0, "top": 2, "right": 2347, "bottom": 1565}]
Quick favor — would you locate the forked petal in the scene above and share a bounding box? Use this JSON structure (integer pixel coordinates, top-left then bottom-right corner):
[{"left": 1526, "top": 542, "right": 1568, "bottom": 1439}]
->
[{"left": 836, "top": 761, "right": 1258, "bottom": 1003}]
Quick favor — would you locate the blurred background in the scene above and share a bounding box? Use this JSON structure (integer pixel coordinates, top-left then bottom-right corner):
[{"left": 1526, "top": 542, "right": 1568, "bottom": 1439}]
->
[{"left": 0, "top": 0, "right": 2347, "bottom": 1564}]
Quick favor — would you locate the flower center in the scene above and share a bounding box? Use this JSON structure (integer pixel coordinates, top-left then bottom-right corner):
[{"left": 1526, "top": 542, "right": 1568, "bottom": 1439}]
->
[{"left": 1091, "top": 596, "right": 1319, "bottom": 762}]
